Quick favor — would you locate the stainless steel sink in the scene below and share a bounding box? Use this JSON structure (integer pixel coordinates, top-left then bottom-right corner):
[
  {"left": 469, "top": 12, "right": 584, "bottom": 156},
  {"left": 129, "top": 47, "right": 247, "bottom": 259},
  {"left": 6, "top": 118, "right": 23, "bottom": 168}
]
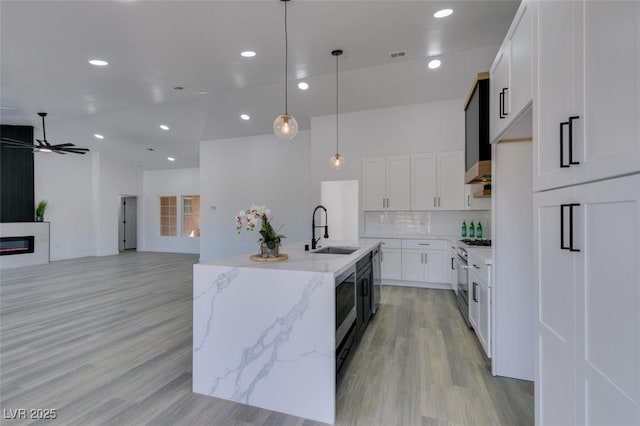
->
[{"left": 312, "top": 246, "right": 358, "bottom": 255}]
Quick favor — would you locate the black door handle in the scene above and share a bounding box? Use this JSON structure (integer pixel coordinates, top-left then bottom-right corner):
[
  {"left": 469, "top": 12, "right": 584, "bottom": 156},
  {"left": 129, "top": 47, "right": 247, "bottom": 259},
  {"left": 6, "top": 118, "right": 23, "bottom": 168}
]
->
[
  {"left": 451, "top": 257, "right": 454, "bottom": 270},
  {"left": 502, "top": 87, "right": 509, "bottom": 117},
  {"left": 569, "top": 204, "right": 580, "bottom": 252},
  {"left": 472, "top": 282, "right": 478, "bottom": 302},
  {"left": 569, "top": 116, "right": 580, "bottom": 165},
  {"left": 560, "top": 203, "right": 581, "bottom": 252},
  {"left": 560, "top": 121, "right": 570, "bottom": 168},
  {"left": 499, "top": 89, "right": 505, "bottom": 119}
]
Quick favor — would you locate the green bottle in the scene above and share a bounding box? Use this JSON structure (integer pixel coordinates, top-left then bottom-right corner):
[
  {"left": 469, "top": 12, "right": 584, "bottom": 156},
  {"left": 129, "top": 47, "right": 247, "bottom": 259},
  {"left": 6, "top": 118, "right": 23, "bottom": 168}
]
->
[
  {"left": 477, "top": 221, "right": 483, "bottom": 239},
  {"left": 461, "top": 221, "right": 467, "bottom": 237},
  {"left": 469, "top": 221, "right": 475, "bottom": 238}
]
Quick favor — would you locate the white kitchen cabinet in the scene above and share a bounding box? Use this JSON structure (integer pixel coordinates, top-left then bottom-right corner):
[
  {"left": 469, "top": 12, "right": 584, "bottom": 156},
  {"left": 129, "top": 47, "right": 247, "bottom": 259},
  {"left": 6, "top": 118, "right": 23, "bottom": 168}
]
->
[
  {"left": 490, "top": 0, "right": 533, "bottom": 142},
  {"left": 464, "top": 184, "right": 491, "bottom": 210},
  {"left": 468, "top": 250, "right": 491, "bottom": 358},
  {"left": 401, "top": 239, "right": 448, "bottom": 283},
  {"left": 534, "top": 175, "right": 640, "bottom": 426},
  {"left": 534, "top": 0, "right": 640, "bottom": 191},
  {"left": 449, "top": 243, "right": 457, "bottom": 293},
  {"left": 412, "top": 151, "right": 464, "bottom": 210},
  {"left": 363, "top": 156, "right": 411, "bottom": 211},
  {"left": 380, "top": 239, "right": 402, "bottom": 281}
]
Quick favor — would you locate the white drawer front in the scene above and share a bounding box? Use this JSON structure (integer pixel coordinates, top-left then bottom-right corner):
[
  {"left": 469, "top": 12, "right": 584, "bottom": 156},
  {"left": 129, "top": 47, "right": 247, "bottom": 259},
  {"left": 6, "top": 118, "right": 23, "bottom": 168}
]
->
[
  {"left": 379, "top": 238, "right": 402, "bottom": 249},
  {"left": 401, "top": 239, "right": 448, "bottom": 250}
]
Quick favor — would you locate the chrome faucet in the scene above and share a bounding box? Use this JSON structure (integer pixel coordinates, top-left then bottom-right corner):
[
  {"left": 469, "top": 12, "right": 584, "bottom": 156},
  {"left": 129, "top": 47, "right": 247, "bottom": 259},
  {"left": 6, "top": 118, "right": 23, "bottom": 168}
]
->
[{"left": 311, "top": 205, "right": 329, "bottom": 250}]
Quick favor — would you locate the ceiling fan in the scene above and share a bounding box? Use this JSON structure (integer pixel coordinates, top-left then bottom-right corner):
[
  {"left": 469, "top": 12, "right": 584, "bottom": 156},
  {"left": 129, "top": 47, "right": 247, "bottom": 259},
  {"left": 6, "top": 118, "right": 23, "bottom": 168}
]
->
[{"left": 0, "top": 112, "right": 90, "bottom": 155}]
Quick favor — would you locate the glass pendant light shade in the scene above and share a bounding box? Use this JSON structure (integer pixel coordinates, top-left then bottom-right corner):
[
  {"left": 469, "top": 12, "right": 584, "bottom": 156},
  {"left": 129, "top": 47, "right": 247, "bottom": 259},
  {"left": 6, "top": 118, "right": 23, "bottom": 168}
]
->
[
  {"left": 273, "top": 114, "right": 298, "bottom": 140},
  {"left": 330, "top": 153, "right": 344, "bottom": 169}
]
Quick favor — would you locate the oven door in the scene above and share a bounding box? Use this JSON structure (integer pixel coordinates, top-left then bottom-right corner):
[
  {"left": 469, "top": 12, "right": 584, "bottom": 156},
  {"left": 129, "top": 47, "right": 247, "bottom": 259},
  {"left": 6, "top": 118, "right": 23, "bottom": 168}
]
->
[{"left": 335, "top": 268, "right": 356, "bottom": 347}]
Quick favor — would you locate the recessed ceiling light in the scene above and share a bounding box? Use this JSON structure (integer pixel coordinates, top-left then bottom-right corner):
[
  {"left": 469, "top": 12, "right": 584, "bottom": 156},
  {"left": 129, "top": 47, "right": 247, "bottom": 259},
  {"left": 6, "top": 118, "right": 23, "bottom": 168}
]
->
[
  {"left": 160, "top": 124, "right": 170, "bottom": 131},
  {"left": 89, "top": 59, "right": 109, "bottom": 66},
  {"left": 240, "top": 114, "right": 250, "bottom": 120},
  {"left": 428, "top": 59, "right": 442, "bottom": 69},
  {"left": 434, "top": 8, "right": 453, "bottom": 18},
  {"left": 167, "top": 157, "right": 176, "bottom": 162},
  {"left": 241, "top": 51, "right": 257, "bottom": 58},
  {"left": 94, "top": 134, "right": 104, "bottom": 139},
  {"left": 197, "top": 91, "right": 209, "bottom": 95},
  {"left": 297, "top": 82, "right": 309, "bottom": 90}
]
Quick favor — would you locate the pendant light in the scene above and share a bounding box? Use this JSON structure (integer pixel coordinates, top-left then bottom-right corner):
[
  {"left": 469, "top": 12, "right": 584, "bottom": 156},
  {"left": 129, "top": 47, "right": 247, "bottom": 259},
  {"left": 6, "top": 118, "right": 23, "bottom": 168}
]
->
[
  {"left": 273, "top": 0, "right": 298, "bottom": 140},
  {"left": 330, "top": 49, "right": 344, "bottom": 169}
]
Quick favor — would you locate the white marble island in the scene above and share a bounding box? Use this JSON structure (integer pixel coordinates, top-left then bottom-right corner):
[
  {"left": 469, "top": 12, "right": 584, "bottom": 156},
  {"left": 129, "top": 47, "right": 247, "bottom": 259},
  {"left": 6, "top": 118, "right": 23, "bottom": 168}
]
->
[{"left": 192, "top": 239, "right": 380, "bottom": 424}]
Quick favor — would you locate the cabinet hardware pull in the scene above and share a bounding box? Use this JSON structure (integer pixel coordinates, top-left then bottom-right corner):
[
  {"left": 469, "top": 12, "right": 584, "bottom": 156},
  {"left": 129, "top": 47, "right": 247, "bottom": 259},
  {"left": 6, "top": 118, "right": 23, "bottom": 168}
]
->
[
  {"left": 386, "top": 198, "right": 390, "bottom": 209},
  {"left": 569, "top": 116, "right": 580, "bottom": 165},
  {"left": 467, "top": 195, "right": 471, "bottom": 207},
  {"left": 502, "top": 87, "right": 509, "bottom": 116},
  {"left": 569, "top": 203, "right": 580, "bottom": 252},
  {"left": 451, "top": 257, "right": 454, "bottom": 270},
  {"left": 438, "top": 197, "right": 441, "bottom": 207},
  {"left": 499, "top": 90, "right": 505, "bottom": 119},
  {"left": 473, "top": 264, "right": 480, "bottom": 269},
  {"left": 434, "top": 197, "right": 437, "bottom": 208},
  {"left": 424, "top": 253, "right": 428, "bottom": 263},
  {"left": 418, "top": 243, "right": 430, "bottom": 246},
  {"left": 473, "top": 282, "right": 478, "bottom": 302},
  {"left": 560, "top": 204, "right": 570, "bottom": 250},
  {"left": 560, "top": 121, "right": 570, "bottom": 168},
  {"left": 560, "top": 203, "right": 581, "bottom": 251},
  {"left": 421, "top": 253, "right": 425, "bottom": 263}
]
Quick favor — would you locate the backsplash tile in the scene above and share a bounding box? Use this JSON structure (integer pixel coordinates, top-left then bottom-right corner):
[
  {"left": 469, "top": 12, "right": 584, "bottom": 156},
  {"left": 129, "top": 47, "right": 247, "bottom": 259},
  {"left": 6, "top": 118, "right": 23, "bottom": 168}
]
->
[{"left": 364, "top": 210, "right": 491, "bottom": 238}]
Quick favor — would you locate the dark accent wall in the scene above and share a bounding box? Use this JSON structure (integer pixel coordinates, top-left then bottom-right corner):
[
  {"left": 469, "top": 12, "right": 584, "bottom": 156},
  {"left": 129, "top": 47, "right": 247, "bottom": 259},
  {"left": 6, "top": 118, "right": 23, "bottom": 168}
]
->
[{"left": 0, "top": 125, "right": 35, "bottom": 222}]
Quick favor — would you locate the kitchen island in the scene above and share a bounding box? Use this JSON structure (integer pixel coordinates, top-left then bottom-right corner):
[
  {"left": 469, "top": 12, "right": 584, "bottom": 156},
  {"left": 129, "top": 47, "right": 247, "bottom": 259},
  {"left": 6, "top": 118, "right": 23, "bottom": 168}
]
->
[{"left": 192, "top": 239, "right": 380, "bottom": 424}]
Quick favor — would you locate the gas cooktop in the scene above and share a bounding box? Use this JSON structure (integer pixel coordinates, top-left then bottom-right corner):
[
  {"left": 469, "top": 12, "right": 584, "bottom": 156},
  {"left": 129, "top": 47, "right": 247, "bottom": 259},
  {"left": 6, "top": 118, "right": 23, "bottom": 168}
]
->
[{"left": 459, "top": 239, "right": 492, "bottom": 247}]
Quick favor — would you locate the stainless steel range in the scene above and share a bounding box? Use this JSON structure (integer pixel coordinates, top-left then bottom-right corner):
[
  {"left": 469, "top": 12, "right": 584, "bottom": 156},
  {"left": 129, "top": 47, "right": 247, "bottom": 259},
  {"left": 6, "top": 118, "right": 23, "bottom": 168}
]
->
[{"left": 455, "top": 239, "right": 491, "bottom": 325}]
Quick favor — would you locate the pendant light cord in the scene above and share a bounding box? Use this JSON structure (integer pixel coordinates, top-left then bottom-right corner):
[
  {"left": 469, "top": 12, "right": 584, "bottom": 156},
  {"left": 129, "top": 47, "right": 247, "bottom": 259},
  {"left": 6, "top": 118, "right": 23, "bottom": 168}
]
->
[
  {"left": 284, "top": 0, "right": 288, "bottom": 115},
  {"left": 335, "top": 52, "right": 339, "bottom": 155}
]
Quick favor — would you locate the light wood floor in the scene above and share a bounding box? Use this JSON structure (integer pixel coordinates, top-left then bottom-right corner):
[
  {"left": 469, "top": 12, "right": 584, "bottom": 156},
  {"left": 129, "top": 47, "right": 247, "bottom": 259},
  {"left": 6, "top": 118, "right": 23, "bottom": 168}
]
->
[{"left": 0, "top": 252, "right": 533, "bottom": 425}]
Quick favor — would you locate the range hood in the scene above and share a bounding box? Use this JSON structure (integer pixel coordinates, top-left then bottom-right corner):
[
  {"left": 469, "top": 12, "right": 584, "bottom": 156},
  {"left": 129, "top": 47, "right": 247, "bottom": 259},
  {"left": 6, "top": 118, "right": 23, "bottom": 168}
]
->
[{"left": 464, "top": 72, "right": 491, "bottom": 185}]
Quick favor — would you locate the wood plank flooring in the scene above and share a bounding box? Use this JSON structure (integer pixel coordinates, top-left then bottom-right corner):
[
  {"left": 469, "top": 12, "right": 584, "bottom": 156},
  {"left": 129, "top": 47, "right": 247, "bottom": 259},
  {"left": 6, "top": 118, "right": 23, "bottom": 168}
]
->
[{"left": 0, "top": 252, "right": 533, "bottom": 425}]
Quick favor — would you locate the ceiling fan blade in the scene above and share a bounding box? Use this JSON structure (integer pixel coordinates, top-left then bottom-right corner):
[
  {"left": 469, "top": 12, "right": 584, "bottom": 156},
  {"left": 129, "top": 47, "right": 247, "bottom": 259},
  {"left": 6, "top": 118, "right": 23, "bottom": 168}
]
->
[
  {"left": 61, "top": 149, "right": 89, "bottom": 154},
  {"left": 49, "top": 143, "right": 75, "bottom": 148},
  {"left": 1, "top": 139, "right": 34, "bottom": 148},
  {"left": 1, "top": 136, "right": 31, "bottom": 145},
  {"left": 51, "top": 149, "right": 66, "bottom": 154},
  {"left": 1, "top": 144, "right": 37, "bottom": 149}
]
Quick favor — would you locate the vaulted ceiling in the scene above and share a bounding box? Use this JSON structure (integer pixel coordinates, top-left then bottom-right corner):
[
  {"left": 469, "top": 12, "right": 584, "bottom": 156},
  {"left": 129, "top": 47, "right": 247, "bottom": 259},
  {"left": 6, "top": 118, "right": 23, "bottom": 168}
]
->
[{"left": 0, "top": 0, "right": 519, "bottom": 170}]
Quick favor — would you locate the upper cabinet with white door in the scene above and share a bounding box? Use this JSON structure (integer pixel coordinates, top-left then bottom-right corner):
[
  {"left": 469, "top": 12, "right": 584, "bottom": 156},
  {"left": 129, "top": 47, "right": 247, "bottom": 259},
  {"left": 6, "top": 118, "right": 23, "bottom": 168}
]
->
[
  {"left": 412, "top": 151, "right": 465, "bottom": 210},
  {"left": 490, "top": 0, "right": 533, "bottom": 142},
  {"left": 534, "top": 0, "right": 640, "bottom": 191},
  {"left": 363, "top": 156, "right": 411, "bottom": 211}
]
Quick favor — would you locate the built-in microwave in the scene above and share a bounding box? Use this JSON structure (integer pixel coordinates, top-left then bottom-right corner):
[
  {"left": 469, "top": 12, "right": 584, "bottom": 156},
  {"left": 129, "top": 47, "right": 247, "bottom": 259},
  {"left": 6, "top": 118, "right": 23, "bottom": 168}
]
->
[{"left": 335, "top": 266, "right": 356, "bottom": 348}]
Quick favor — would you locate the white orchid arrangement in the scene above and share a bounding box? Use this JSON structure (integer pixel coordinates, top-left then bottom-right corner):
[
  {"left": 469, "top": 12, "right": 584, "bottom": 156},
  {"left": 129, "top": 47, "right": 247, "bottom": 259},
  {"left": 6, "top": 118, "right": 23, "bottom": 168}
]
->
[{"left": 235, "top": 204, "right": 286, "bottom": 249}]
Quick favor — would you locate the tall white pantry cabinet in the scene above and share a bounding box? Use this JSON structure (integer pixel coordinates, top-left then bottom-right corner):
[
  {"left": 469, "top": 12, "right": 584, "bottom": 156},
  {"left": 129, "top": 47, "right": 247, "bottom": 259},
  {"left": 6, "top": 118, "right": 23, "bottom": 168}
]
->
[{"left": 533, "top": 1, "right": 640, "bottom": 425}]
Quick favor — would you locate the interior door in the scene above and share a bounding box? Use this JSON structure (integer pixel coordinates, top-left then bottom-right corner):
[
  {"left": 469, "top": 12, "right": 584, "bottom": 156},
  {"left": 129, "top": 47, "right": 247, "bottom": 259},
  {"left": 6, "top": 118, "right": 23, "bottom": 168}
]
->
[{"left": 121, "top": 196, "right": 137, "bottom": 250}]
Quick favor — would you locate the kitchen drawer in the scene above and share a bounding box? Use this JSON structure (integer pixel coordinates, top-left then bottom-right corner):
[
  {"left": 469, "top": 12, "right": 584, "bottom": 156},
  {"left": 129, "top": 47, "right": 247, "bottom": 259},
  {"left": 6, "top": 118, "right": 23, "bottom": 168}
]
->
[
  {"left": 468, "top": 249, "right": 490, "bottom": 284},
  {"left": 401, "top": 239, "right": 448, "bottom": 250},
  {"left": 379, "top": 238, "right": 402, "bottom": 249}
]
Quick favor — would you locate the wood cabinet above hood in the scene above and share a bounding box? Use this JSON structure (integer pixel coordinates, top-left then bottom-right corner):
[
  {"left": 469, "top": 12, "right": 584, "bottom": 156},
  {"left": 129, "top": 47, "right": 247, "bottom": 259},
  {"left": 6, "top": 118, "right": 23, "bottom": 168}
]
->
[{"left": 464, "top": 73, "right": 491, "bottom": 184}]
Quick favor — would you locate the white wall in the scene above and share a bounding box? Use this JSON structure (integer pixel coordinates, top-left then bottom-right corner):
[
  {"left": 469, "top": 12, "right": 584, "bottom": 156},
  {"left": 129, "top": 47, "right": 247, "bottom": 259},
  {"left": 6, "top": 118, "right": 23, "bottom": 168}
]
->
[
  {"left": 34, "top": 151, "right": 142, "bottom": 261},
  {"left": 310, "top": 99, "right": 467, "bottom": 233},
  {"left": 34, "top": 152, "right": 95, "bottom": 260},
  {"left": 142, "top": 168, "right": 200, "bottom": 254},
  {"left": 200, "top": 131, "right": 311, "bottom": 262},
  {"left": 95, "top": 152, "right": 143, "bottom": 256}
]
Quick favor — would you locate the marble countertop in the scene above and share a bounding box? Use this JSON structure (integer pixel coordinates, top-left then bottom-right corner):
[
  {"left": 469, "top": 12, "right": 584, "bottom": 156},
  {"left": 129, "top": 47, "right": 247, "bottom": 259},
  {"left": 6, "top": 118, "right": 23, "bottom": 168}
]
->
[
  {"left": 467, "top": 247, "right": 493, "bottom": 265},
  {"left": 200, "top": 239, "right": 381, "bottom": 276}
]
